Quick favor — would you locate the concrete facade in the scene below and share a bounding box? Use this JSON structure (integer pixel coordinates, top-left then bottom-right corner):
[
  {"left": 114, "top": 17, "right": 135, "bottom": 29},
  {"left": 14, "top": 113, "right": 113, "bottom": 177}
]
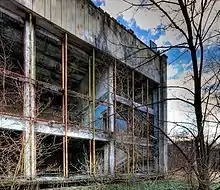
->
[{"left": 0, "top": 0, "right": 167, "bottom": 183}]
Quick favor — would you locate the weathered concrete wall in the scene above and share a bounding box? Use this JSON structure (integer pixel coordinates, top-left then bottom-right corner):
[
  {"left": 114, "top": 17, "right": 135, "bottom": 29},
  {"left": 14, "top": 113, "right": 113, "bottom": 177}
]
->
[{"left": 13, "top": 0, "right": 161, "bottom": 83}]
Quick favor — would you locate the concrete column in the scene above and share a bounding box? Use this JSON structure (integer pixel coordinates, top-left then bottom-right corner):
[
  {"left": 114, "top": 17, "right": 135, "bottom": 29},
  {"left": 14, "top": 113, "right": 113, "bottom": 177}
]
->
[
  {"left": 104, "top": 144, "right": 109, "bottom": 174},
  {"left": 23, "top": 13, "right": 36, "bottom": 178},
  {"left": 158, "top": 55, "right": 168, "bottom": 174},
  {"left": 108, "top": 64, "right": 115, "bottom": 176},
  {"left": 153, "top": 87, "right": 159, "bottom": 172},
  {"left": 109, "top": 141, "right": 115, "bottom": 176},
  {"left": 163, "top": 55, "right": 168, "bottom": 173}
]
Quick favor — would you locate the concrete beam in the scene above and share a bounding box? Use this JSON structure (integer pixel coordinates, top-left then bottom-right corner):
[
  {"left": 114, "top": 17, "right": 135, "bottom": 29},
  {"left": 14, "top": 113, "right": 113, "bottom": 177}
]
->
[
  {"left": 115, "top": 95, "right": 154, "bottom": 115},
  {"left": 35, "top": 121, "right": 109, "bottom": 141},
  {"left": 0, "top": 115, "right": 24, "bottom": 131},
  {"left": 0, "top": 115, "right": 109, "bottom": 142},
  {"left": 0, "top": 6, "right": 23, "bottom": 23},
  {"left": 115, "top": 135, "right": 154, "bottom": 147}
]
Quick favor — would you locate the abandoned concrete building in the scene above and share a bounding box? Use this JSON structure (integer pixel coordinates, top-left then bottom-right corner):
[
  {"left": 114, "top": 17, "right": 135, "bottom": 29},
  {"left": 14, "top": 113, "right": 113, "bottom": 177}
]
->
[{"left": 0, "top": 0, "right": 167, "bottom": 183}]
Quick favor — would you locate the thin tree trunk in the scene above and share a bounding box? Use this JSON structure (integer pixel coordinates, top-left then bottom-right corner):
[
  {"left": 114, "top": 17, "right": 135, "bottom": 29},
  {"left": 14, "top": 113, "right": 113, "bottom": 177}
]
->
[{"left": 195, "top": 137, "right": 210, "bottom": 190}]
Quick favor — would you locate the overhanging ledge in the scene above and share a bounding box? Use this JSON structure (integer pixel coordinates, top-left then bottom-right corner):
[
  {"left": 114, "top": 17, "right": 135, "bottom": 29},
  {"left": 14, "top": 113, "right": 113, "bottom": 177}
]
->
[{"left": 0, "top": 114, "right": 109, "bottom": 142}]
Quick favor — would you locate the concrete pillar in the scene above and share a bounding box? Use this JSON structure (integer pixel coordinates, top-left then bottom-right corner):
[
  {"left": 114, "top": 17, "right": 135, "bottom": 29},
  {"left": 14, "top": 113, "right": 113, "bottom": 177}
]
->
[
  {"left": 109, "top": 141, "right": 115, "bottom": 176},
  {"left": 108, "top": 64, "right": 115, "bottom": 176},
  {"left": 158, "top": 54, "right": 168, "bottom": 174},
  {"left": 163, "top": 55, "right": 168, "bottom": 173},
  {"left": 23, "top": 13, "right": 36, "bottom": 178},
  {"left": 153, "top": 87, "right": 159, "bottom": 172},
  {"left": 104, "top": 144, "right": 109, "bottom": 174}
]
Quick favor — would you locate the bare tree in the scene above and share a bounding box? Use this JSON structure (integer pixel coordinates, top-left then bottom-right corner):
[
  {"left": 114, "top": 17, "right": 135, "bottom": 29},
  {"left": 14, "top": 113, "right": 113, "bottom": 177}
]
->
[{"left": 116, "top": 0, "right": 220, "bottom": 189}]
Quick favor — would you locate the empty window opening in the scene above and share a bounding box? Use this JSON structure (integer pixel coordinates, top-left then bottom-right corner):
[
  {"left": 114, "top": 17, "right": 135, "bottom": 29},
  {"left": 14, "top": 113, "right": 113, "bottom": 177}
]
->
[
  {"left": 0, "top": 129, "right": 23, "bottom": 178},
  {"left": 101, "top": 111, "right": 108, "bottom": 131},
  {"left": 36, "top": 133, "right": 63, "bottom": 177},
  {"left": 67, "top": 44, "right": 89, "bottom": 94},
  {"left": 116, "top": 63, "right": 131, "bottom": 99},
  {"left": 0, "top": 12, "right": 24, "bottom": 75},
  {"left": 115, "top": 64, "right": 155, "bottom": 110},
  {"left": 116, "top": 102, "right": 130, "bottom": 134},
  {"left": 95, "top": 103, "right": 108, "bottom": 131},
  {"left": 0, "top": 77, "right": 23, "bottom": 115},
  {"left": 68, "top": 139, "right": 105, "bottom": 176},
  {"left": 36, "top": 87, "right": 62, "bottom": 122},
  {"left": 67, "top": 43, "right": 90, "bottom": 129},
  {"left": 0, "top": 12, "right": 24, "bottom": 116},
  {"left": 36, "top": 27, "right": 62, "bottom": 87}
]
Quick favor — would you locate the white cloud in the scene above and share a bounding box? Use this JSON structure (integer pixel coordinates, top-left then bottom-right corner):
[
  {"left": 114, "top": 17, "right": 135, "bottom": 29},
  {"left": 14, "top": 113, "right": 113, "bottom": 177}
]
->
[
  {"left": 101, "top": 0, "right": 161, "bottom": 29},
  {"left": 167, "top": 69, "right": 195, "bottom": 134},
  {"left": 167, "top": 64, "right": 178, "bottom": 78}
]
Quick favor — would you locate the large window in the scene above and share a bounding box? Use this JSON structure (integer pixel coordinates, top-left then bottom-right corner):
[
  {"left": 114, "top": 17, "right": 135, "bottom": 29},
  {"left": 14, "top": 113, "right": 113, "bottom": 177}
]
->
[{"left": 0, "top": 12, "right": 24, "bottom": 116}]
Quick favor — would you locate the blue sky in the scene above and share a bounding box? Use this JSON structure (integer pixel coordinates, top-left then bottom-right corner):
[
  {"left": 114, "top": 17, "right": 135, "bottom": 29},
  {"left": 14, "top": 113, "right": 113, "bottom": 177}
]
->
[
  {"left": 92, "top": 0, "right": 105, "bottom": 7},
  {"left": 116, "top": 15, "right": 165, "bottom": 45}
]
